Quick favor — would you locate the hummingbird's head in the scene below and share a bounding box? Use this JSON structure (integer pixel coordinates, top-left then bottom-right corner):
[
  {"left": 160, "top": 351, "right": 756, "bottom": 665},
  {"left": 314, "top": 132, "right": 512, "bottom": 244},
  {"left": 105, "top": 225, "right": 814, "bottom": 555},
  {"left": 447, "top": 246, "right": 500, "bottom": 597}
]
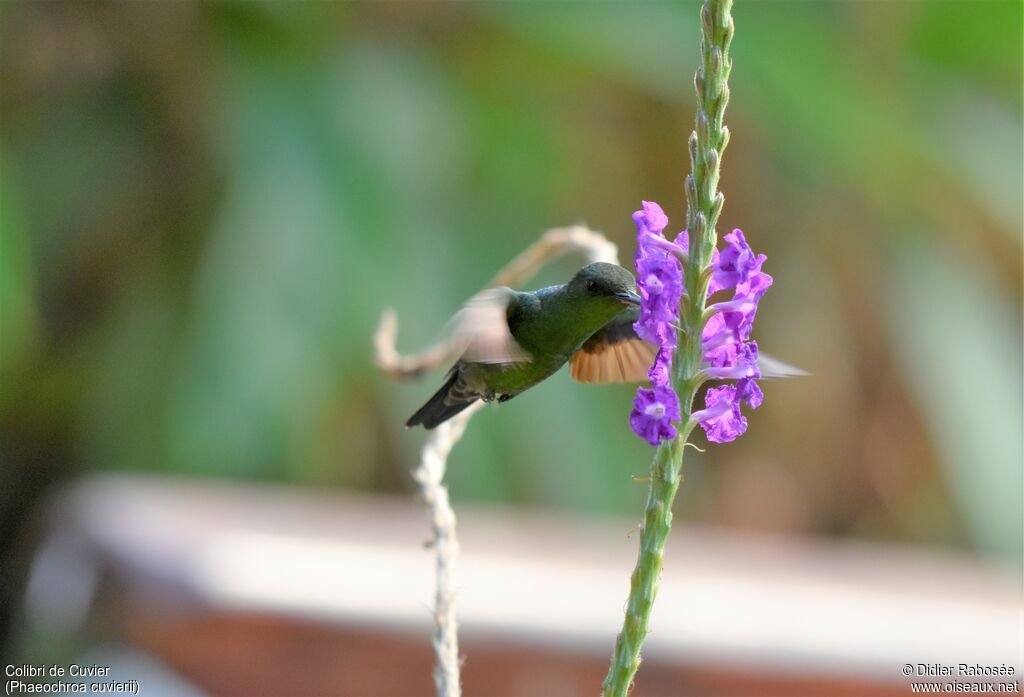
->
[{"left": 568, "top": 262, "right": 641, "bottom": 307}]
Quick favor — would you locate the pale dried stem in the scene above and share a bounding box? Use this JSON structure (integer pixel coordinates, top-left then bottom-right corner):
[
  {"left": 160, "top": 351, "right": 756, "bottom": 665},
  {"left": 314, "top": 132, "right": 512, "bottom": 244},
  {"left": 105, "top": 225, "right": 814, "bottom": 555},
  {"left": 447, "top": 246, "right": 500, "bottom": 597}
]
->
[
  {"left": 411, "top": 402, "right": 480, "bottom": 697},
  {"left": 374, "top": 224, "right": 620, "bottom": 697},
  {"left": 373, "top": 308, "right": 453, "bottom": 381},
  {"left": 488, "top": 224, "right": 619, "bottom": 287}
]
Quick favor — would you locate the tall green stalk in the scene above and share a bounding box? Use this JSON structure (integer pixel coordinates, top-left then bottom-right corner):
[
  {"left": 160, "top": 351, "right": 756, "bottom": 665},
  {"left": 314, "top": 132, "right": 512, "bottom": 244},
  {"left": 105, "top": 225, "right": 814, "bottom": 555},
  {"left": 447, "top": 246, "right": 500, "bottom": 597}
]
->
[{"left": 601, "top": 1, "right": 734, "bottom": 694}]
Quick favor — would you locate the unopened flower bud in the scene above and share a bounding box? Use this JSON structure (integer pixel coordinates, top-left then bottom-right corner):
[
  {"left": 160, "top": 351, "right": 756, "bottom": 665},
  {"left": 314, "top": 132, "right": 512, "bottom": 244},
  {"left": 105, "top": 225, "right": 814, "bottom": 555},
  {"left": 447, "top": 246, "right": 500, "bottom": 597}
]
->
[
  {"left": 685, "top": 175, "right": 698, "bottom": 209},
  {"left": 705, "top": 148, "right": 719, "bottom": 174},
  {"left": 701, "top": 2, "right": 714, "bottom": 40},
  {"left": 697, "top": 112, "right": 710, "bottom": 146}
]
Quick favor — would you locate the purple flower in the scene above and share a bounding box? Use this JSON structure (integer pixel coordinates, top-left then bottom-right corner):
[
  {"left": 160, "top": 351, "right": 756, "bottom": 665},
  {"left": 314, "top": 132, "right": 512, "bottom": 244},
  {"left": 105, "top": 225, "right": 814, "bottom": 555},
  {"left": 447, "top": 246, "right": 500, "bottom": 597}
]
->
[
  {"left": 737, "top": 376, "right": 764, "bottom": 409},
  {"left": 692, "top": 377, "right": 763, "bottom": 444},
  {"left": 630, "top": 201, "right": 685, "bottom": 445},
  {"left": 634, "top": 210, "right": 683, "bottom": 268},
  {"left": 635, "top": 254, "right": 682, "bottom": 349},
  {"left": 704, "top": 340, "right": 760, "bottom": 380},
  {"left": 700, "top": 229, "right": 772, "bottom": 374},
  {"left": 705, "top": 273, "right": 771, "bottom": 348},
  {"left": 628, "top": 205, "right": 772, "bottom": 447},
  {"left": 630, "top": 385, "right": 681, "bottom": 446},
  {"left": 709, "top": 229, "right": 767, "bottom": 296},
  {"left": 696, "top": 229, "right": 771, "bottom": 443},
  {"left": 700, "top": 312, "right": 739, "bottom": 366},
  {"left": 693, "top": 384, "right": 745, "bottom": 443},
  {"left": 648, "top": 347, "right": 673, "bottom": 385},
  {"left": 632, "top": 202, "right": 684, "bottom": 353},
  {"left": 632, "top": 200, "right": 669, "bottom": 237}
]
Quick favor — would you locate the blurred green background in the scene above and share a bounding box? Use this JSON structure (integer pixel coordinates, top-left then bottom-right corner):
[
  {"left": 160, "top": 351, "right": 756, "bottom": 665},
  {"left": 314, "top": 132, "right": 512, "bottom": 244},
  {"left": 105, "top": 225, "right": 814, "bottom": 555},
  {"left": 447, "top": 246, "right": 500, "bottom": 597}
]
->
[{"left": 1, "top": 0, "right": 1021, "bottom": 612}]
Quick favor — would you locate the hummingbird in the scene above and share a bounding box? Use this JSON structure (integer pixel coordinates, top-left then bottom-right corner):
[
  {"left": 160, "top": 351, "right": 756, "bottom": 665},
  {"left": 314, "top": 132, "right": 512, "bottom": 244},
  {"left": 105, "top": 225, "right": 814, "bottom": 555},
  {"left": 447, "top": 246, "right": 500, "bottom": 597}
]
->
[
  {"left": 407, "top": 262, "right": 656, "bottom": 429},
  {"left": 406, "top": 261, "right": 807, "bottom": 429}
]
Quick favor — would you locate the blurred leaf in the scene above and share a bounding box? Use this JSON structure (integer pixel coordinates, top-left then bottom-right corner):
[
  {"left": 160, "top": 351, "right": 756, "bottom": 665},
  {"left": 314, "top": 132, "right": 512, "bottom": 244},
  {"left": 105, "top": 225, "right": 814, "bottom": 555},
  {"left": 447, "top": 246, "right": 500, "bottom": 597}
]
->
[
  {"left": 925, "top": 86, "right": 1023, "bottom": 239},
  {"left": 78, "top": 267, "right": 178, "bottom": 473},
  {"left": 168, "top": 52, "right": 355, "bottom": 480},
  {"left": 0, "top": 159, "right": 36, "bottom": 382},
  {"left": 481, "top": 1, "right": 695, "bottom": 103},
  {"left": 885, "top": 241, "right": 1023, "bottom": 561},
  {"left": 909, "top": 0, "right": 1022, "bottom": 91}
]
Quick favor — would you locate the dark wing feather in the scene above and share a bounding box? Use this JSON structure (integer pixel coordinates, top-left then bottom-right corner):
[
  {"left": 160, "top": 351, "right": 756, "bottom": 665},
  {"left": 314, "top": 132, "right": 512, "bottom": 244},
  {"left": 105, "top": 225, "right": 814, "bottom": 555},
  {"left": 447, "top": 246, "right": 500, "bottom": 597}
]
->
[{"left": 569, "top": 309, "right": 658, "bottom": 384}]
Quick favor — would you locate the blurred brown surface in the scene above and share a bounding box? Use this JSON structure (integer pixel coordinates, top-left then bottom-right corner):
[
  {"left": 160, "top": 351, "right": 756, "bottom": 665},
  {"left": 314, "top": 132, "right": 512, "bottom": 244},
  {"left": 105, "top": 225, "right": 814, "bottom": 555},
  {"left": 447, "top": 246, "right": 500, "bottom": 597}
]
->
[
  {"left": 126, "top": 612, "right": 907, "bottom": 697},
  {"left": 21, "top": 474, "right": 1017, "bottom": 697}
]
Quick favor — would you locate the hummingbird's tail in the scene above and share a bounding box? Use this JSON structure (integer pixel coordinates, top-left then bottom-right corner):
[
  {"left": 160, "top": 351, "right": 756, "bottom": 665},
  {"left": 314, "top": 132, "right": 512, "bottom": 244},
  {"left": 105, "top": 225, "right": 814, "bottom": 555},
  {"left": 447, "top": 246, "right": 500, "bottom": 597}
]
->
[{"left": 406, "top": 371, "right": 478, "bottom": 429}]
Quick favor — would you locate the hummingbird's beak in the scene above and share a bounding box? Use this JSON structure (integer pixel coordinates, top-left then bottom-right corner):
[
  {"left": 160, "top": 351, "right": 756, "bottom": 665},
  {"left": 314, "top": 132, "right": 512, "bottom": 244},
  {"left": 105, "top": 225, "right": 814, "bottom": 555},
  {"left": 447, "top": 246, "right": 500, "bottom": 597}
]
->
[{"left": 615, "top": 290, "right": 642, "bottom": 306}]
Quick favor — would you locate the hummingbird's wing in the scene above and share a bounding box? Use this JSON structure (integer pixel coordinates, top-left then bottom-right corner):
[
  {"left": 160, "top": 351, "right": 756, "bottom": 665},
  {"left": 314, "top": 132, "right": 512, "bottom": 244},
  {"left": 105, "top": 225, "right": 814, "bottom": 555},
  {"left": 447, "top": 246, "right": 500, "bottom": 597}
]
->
[
  {"left": 569, "top": 309, "right": 809, "bottom": 383},
  {"left": 755, "top": 352, "right": 811, "bottom": 378},
  {"left": 447, "top": 287, "right": 530, "bottom": 364},
  {"left": 569, "top": 311, "right": 658, "bottom": 384}
]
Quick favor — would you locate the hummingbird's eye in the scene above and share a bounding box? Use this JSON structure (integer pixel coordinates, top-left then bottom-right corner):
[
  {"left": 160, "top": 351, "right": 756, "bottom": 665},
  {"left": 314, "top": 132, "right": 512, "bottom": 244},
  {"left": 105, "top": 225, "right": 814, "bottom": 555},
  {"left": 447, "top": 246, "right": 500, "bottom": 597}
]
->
[{"left": 587, "top": 279, "right": 599, "bottom": 294}]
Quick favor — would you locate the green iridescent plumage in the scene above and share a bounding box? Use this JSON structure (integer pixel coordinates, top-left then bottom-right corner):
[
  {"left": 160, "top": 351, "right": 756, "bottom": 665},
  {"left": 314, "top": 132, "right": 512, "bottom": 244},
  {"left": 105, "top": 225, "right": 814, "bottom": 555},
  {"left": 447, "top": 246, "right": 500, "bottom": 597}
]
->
[{"left": 407, "top": 262, "right": 646, "bottom": 429}]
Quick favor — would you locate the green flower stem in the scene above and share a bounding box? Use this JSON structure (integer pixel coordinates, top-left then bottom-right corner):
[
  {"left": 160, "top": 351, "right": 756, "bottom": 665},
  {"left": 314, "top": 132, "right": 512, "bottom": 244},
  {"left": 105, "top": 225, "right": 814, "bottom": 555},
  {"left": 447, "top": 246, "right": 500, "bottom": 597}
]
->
[
  {"left": 601, "top": 421, "right": 695, "bottom": 697},
  {"left": 601, "top": 1, "right": 734, "bottom": 695}
]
